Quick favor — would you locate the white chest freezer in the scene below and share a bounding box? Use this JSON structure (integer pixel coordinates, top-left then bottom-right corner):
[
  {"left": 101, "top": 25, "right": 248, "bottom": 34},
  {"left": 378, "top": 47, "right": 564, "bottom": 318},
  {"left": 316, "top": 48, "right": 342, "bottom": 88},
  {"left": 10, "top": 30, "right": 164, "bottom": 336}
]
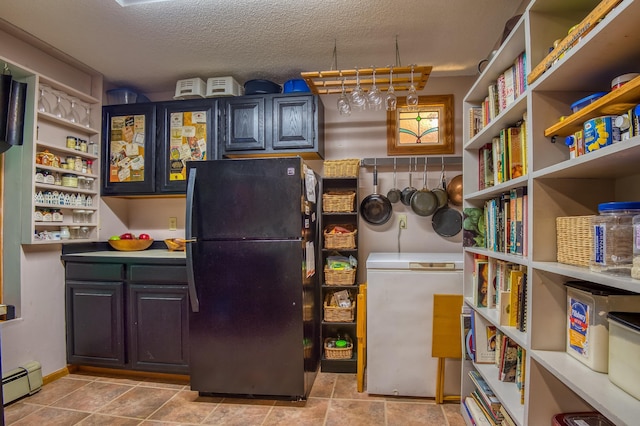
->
[{"left": 366, "top": 252, "right": 463, "bottom": 398}]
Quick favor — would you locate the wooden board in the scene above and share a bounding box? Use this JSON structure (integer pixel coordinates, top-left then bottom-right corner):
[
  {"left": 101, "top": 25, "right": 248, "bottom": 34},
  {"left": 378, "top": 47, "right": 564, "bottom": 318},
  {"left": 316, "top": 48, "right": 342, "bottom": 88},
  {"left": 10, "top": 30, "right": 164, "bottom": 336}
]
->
[
  {"left": 528, "top": 0, "right": 623, "bottom": 85},
  {"left": 432, "top": 294, "right": 464, "bottom": 359}
]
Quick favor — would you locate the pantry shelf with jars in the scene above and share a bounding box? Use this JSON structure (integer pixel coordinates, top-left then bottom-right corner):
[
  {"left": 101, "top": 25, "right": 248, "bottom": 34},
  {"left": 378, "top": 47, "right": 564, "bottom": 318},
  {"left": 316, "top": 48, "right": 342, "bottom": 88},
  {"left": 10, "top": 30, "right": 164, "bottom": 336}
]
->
[{"left": 3, "top": 56, "right": 103, "bottom": 244}]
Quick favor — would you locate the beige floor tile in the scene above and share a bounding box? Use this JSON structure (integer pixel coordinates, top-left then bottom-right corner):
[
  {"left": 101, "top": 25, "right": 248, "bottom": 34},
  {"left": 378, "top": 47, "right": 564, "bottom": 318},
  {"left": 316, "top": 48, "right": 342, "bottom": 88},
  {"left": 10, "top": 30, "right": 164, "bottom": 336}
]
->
[
  {"left": 263, "top": 397, "right": 329, "bottom": 426},
  {"left": 96, "top": 386, "right": 178, "bottom": 419},
  {"left": 148, "top": 389, "right": 219, "bottom": 423},
  {"left": 332, "top": 373, "right": 384, "bottom": 400},
  {"left": 76, "top": 413, "right": 142, "bottom": 425},
  {"left": 18, "top": 377, "right": 92, "bottom": 406},
  {"left": 202, "top": 403, "right": 273, "bottom": 426},
  {"left": 309, "top": 372, "right": 337, "bottom": 398},
  {"left": 325, "top": 399, "right": 385, "bottom": 426},
  {"left": 51, "top": 381, "right": 134, "bottom": 412},
  {"left": 10, "top": 406, "right": 90, "bottom": 425},
  {"left": 386, "top": 401, "right": 447, "bottom": 426}
]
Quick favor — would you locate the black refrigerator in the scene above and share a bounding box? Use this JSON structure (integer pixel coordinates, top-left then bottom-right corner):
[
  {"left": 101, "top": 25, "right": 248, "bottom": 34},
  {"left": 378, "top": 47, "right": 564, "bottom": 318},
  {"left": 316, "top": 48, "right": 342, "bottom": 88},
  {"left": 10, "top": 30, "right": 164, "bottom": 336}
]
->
[{"left": 185, "top": 157, "right": 320, "bottom": 400}]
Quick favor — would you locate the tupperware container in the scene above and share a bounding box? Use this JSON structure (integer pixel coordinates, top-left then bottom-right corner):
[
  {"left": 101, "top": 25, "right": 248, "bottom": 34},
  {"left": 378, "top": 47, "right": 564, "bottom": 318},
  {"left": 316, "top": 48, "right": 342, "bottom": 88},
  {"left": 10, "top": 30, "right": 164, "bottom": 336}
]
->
[
  {"left": 552, "top": 412, "right": 615, "bottom": 426},
  {"left": 611, "top": 73, "right": 640, "bottom": 90},
  {"left": 106, "top": 88, "right": 138, "bottom": 105},
  {"left": 570, "top": 92, "right": 607, "bottom": 113},
  {"left": 283, "top": 79, "right": 310, "bottom": 93},
  {"left": 607, "top": 312, "right": 640, "bottom": 400},
  {"left": 244, "top": 79, "right": 282, "bottom": 95},
  {"left": 566, "top": 281, "right": 640, "bottom": 372}
]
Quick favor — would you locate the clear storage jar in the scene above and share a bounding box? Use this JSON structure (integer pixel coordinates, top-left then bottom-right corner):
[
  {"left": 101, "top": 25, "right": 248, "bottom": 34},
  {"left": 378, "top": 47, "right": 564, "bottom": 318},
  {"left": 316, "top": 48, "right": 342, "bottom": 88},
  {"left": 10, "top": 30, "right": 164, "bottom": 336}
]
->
[{"left": 591, "top": 202, "right": 640, "bottom": 275}]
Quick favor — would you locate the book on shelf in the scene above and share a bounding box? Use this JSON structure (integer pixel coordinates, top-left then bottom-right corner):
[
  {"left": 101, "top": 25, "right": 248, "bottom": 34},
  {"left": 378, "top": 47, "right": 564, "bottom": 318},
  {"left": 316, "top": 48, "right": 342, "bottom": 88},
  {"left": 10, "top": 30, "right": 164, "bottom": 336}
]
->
[
  {"left": 492, "top": 134, "right": 506, "bottom": 185},
  {"left": 516, "top": 346, "right": 526, "bottom": 404},
  {"left": 517, "top": 272, "right": 527, "bottom": 332},
  {"left": 464, "top": 396, "right": 493, "bottom": 426},
  {"left": 499, "top": 406, "right": 517, "bottom": 426},
  {"left": 473, "top": 258, "right": 489, "bottom": 308},
  {"left": 471, "top": 390, "right": 501, "bottom": 426},
  {"left": 470, "top": 106, "right": 483, "bottom": 138},
  {"left": 487, "top": 258, "right": 498, "bottom": 309},
  {"left": 471, "top": 310, "right": 496, "bottom": 364},
  {"left": 462, "top": 309, "right": 473, "bottom": 361},
  {"left": 503, "top": 64, "right": 516, "bottom": 108},
  {"left": 508, "top": 269, "right": 524, "bottom": 327},
  {"left": 488, "top": 82, "right": 500, "bottom": 121},
  {"left": 478, "top": 143, "right": 494, "bottom": 190},
  {"left": 494, "top": 328, "right": 504, "bottom": 368},
  {"left": 499, "top": 335, "right": 519, "bottom": 382},
  {"left": 507, "top": 126, "right": 524, "bottom": 180},
  {"left": 469, "top": 370, "right": 502, "bottom": 415},
  {"left": 509, "top": 187, "right": 525, "bottom": 255}
]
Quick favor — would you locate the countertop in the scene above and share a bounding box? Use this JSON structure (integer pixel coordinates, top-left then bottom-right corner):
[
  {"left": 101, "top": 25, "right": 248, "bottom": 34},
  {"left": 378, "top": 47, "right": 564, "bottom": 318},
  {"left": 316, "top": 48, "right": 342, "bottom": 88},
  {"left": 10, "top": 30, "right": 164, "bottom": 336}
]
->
[{"left": 61, "top": 246, "right": 186, "bottom": 265}]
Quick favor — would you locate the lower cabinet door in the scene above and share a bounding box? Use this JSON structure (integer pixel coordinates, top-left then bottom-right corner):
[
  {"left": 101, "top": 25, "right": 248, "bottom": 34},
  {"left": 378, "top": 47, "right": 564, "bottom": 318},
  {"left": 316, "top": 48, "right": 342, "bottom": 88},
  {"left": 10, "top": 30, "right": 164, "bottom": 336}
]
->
[
  {"left": 128, "top": 284, "right": 189, "bottom": 374},
  {"left": 66, "top": 281, "right": 126, "bottom": 367}
]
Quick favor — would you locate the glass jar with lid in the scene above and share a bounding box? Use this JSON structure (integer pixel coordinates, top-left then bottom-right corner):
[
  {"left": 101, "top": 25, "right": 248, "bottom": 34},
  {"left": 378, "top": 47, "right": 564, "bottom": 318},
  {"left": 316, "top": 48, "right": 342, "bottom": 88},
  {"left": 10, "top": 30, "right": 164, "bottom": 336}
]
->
[
  {"left": 69, "top": 226, "right": 80, "bottom": 239},
  {"left": 72, "top": 209, "right": 85, "bottom": 223},
  {"left": 60, "top": 226, "right": 70, "bottom": 240},
  {"left": 591, "top": 201, "right": 640, "bottom": 275},
  {"left": 79, "top": 226, "right": 90, "bottom": 239}
]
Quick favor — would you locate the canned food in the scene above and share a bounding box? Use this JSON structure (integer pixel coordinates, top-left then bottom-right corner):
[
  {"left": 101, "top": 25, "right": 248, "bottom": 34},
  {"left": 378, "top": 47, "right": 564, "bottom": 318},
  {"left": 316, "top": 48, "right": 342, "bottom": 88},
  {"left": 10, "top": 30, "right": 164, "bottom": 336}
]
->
[
  {"left": 584, "top": 116, "right": 621, "bottom": 153},
  {"left": 61, "top": 174, "right": 78, "bottom": 188},
  {"left": 66, "top": 136, "right": 77, "bottom": 150}
]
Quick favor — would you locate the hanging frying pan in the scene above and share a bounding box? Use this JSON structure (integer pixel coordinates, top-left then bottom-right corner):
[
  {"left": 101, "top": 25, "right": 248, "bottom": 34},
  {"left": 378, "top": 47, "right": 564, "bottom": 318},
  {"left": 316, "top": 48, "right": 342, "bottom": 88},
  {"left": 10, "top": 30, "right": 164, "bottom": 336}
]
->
[
  {"left": 387, "top": 158, "right": 401, "bottom": 204},
  {"left": 431, "top": 159, "right": 448, "bottom": 208},
  {"left": 360, "top": 161, "right": 392, "bottom": 225},
  {"left": 401, "top": 157, "right": 417, "bottom": 206},
  {"left": 410, "top": 159, "right": 438, "bottom": 217},
  {"left": 447, "top": 174, "right": 463, "bottom": 206},
  {"left": 432, "top": 206, "right": 463, "bottom": 237}
]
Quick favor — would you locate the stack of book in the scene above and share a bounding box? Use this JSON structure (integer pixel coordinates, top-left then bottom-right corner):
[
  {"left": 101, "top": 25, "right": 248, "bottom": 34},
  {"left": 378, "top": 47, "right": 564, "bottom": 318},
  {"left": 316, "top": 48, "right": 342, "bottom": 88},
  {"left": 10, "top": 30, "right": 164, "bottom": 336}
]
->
[{"left": 478, "top": 113, "right": 528, "bottom": 190}]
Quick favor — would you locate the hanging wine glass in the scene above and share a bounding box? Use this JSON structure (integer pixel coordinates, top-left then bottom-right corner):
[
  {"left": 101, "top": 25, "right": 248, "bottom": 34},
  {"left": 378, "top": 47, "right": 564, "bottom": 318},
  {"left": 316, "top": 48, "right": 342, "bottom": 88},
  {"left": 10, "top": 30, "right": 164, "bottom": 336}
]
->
[
  {"left": 38, "top": 84, "right": 51, "bottom": 113},
  {"left": 51, "top": 90, "right": 67, "bottom": 119},
  {"left": 350, "top": 67, "right": 367, "bottom": 111},
  {"left": 68, "top": 96, "right": 82, "bottom": 124},
  {"left": 337, "top": 78, "right": 352, "bottom": 116},
  {"left": 80, "top": 101, "right": 91, "bottom": 128},
  {"left": 385, "top": 67, "right": 397, "bottom": 111},
  {"left": 407, "top": 64, "right": 419, "bottom": 110},
  {"left": 367, "top": 67, "right": 383, "bottom": 111}
]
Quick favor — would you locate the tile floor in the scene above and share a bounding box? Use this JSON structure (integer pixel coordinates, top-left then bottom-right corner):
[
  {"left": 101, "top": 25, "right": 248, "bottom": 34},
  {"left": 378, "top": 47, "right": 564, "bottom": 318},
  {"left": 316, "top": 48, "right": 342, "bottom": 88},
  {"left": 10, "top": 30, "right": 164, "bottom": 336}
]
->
[{"left": 4, "top": 370, "right": 466, "bottom": 425}]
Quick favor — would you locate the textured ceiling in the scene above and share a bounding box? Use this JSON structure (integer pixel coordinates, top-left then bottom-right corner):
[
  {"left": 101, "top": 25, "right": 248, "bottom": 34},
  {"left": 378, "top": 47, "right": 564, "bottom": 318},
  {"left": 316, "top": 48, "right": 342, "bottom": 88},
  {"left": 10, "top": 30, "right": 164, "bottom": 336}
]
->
[{"left": 0, "top": 0, "right": 524, "bottom": 95}]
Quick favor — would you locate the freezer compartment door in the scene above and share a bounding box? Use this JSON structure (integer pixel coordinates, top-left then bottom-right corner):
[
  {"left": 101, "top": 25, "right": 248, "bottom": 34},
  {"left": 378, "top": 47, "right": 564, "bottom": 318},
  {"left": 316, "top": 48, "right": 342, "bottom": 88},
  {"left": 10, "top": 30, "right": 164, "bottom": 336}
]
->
[
  {"left": 188, "top": 157, "right": 316, "bottom": 240},
  {"left": 189, "top": 240, "right": 310, "bottom": 397}
]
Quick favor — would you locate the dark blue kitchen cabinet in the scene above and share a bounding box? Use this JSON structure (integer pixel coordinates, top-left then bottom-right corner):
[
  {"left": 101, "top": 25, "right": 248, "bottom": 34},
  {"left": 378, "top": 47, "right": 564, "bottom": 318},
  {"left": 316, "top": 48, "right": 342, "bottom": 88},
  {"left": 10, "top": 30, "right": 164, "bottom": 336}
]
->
[
  {"left": 65, "top": 263, "right": 126, "bottom": 367},
  {"left": 222, "top": 96, "right": 266, "bottom": 153},
  {"left": 156, "top": 99, "right": 218, "bottom": 193},
  {"left": 64, "top": 259, "right": 189, "bottom": 374},
  {"left": 220, "top": 93, "right": 324, "bottom": 159},
  {"left": 101, "top": 104, "right": 157, "bottom": 195}
]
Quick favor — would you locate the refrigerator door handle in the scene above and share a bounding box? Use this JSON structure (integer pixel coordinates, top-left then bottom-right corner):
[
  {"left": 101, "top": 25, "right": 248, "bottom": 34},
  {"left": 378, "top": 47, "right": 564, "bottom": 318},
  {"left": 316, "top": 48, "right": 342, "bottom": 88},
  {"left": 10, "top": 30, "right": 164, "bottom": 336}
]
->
[{"left": 185, "top": 168, "right": 200, "bottom": 312}]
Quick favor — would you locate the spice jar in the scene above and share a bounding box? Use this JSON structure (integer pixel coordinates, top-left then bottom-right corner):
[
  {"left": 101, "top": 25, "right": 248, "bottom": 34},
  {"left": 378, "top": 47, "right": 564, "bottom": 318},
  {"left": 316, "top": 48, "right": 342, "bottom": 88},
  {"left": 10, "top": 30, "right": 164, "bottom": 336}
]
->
[
  {"left": 66, "top": 136, "right": 77, "bottom": 150},
  {"left": 60, "top": 226, "right": 70, "bottom": 240},
  {"left": 74, "top": 156, "right": 83, "bottom": 172},
  {"left": 79, "top": 226, "right": 90, "bottom": 239},
  {"left": 591, "top": 202, "right": 640, "bottom": 275},
  {"left": 69, "top": 226, "right": 80, "bottom": 239},
  {"left": 86, "top": 160, "right": 93, "bottom": 175}
]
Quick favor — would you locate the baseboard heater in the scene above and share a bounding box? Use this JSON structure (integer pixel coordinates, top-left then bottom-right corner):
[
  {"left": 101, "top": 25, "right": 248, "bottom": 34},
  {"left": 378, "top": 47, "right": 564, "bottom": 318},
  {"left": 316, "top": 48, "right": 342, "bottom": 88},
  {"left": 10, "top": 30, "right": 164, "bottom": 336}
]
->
[{"left": 2, "top": 361, "right": 42, "bottom": 405}]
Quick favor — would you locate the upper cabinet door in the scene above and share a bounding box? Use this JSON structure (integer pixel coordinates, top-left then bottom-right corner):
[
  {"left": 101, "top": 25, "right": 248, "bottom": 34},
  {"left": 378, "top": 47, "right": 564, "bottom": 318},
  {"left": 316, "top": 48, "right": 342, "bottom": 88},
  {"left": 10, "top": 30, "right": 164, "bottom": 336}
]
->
[
  {"left": 156, "top": 99, "right": 217, "bottom": 193},
  {"left": 272, "top": 95, "right": 315, "bottom": 150},
  {"left": 223, "top": 96, "right": 266, "bottom": 153},
  {"left": 102, "top": 104, "right": 156, "bottom": 195}
]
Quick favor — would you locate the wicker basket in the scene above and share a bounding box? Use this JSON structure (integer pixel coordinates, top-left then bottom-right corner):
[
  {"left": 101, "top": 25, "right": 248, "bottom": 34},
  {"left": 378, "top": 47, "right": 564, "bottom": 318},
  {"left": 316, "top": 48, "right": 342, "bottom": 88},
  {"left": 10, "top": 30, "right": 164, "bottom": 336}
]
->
[
  {"left": 324, "top": 300, "right": 356, "bottom": 322},
  {"left": 324, "top": 338, "right": 354, "bottom": 359},
  {"left": 324, "top": 159, "right": 360, "bottom": 178},
  {"left": 324, "top": 224, "right": 357, "bottom": 249},
  {"left": 556, "top": 215, "right": 595, "bottom": 267},
  {"left": 323, "top": 191, "right": 356, "bottom": 213},
  {"left": 324, "top": 266, "right": 356, "bottom": 285}
]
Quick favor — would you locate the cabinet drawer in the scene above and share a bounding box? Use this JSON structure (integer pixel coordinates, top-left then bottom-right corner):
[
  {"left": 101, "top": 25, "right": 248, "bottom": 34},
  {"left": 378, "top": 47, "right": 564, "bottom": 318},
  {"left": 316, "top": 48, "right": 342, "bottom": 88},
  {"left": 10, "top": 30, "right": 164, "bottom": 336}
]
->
[
  {"left": 66, "top": 263, "right": 124, "bottom": 281},
  {"left": 129, "top": 265, "right": 187, "bottom": 283}
]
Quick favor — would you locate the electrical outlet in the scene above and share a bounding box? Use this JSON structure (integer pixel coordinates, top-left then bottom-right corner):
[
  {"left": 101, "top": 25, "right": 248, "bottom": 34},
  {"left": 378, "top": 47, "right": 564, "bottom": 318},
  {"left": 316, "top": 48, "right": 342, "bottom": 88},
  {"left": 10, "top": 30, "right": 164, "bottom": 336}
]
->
[
  {"left": 169, "top": 217, "right": 177, "bottom": 231},
  {"left": 398, "top": 214, "right": 407, "bottom": 229}
]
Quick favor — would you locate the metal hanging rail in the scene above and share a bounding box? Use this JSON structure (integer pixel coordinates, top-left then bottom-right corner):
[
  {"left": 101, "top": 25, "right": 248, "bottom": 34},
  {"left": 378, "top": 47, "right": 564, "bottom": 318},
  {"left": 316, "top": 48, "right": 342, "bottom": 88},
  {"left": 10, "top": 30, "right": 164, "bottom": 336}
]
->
[{"left": 360, "top": 156, "right": 462, "bottom": 168}]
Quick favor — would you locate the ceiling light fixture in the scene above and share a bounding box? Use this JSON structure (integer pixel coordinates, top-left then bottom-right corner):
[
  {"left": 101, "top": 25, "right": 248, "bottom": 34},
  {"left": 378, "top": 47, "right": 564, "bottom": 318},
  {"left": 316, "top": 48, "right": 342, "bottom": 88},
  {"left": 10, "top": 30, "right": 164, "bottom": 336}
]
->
[{"left": 114, "top": 0, "right": 173, "bottom": 7}]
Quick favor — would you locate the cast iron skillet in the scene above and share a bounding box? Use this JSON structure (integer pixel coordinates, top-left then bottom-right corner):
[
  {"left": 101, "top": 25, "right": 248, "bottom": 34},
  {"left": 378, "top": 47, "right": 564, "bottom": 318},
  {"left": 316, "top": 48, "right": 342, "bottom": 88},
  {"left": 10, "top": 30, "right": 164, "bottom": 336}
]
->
[
  {"left": 410, "top": 160, "right": 438, "bottom": 217},
  {"left": 387, "top": 158, "right": 401, "bottom": 204},
  {"left": 401, "top": 158, "right": 417, "bottom": 206},
  {"left": 360, "top": 163, "right": 392, "bottom": 225},
  {"left": 432, "top": 206, "right": 463, "bottom": 237}
]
